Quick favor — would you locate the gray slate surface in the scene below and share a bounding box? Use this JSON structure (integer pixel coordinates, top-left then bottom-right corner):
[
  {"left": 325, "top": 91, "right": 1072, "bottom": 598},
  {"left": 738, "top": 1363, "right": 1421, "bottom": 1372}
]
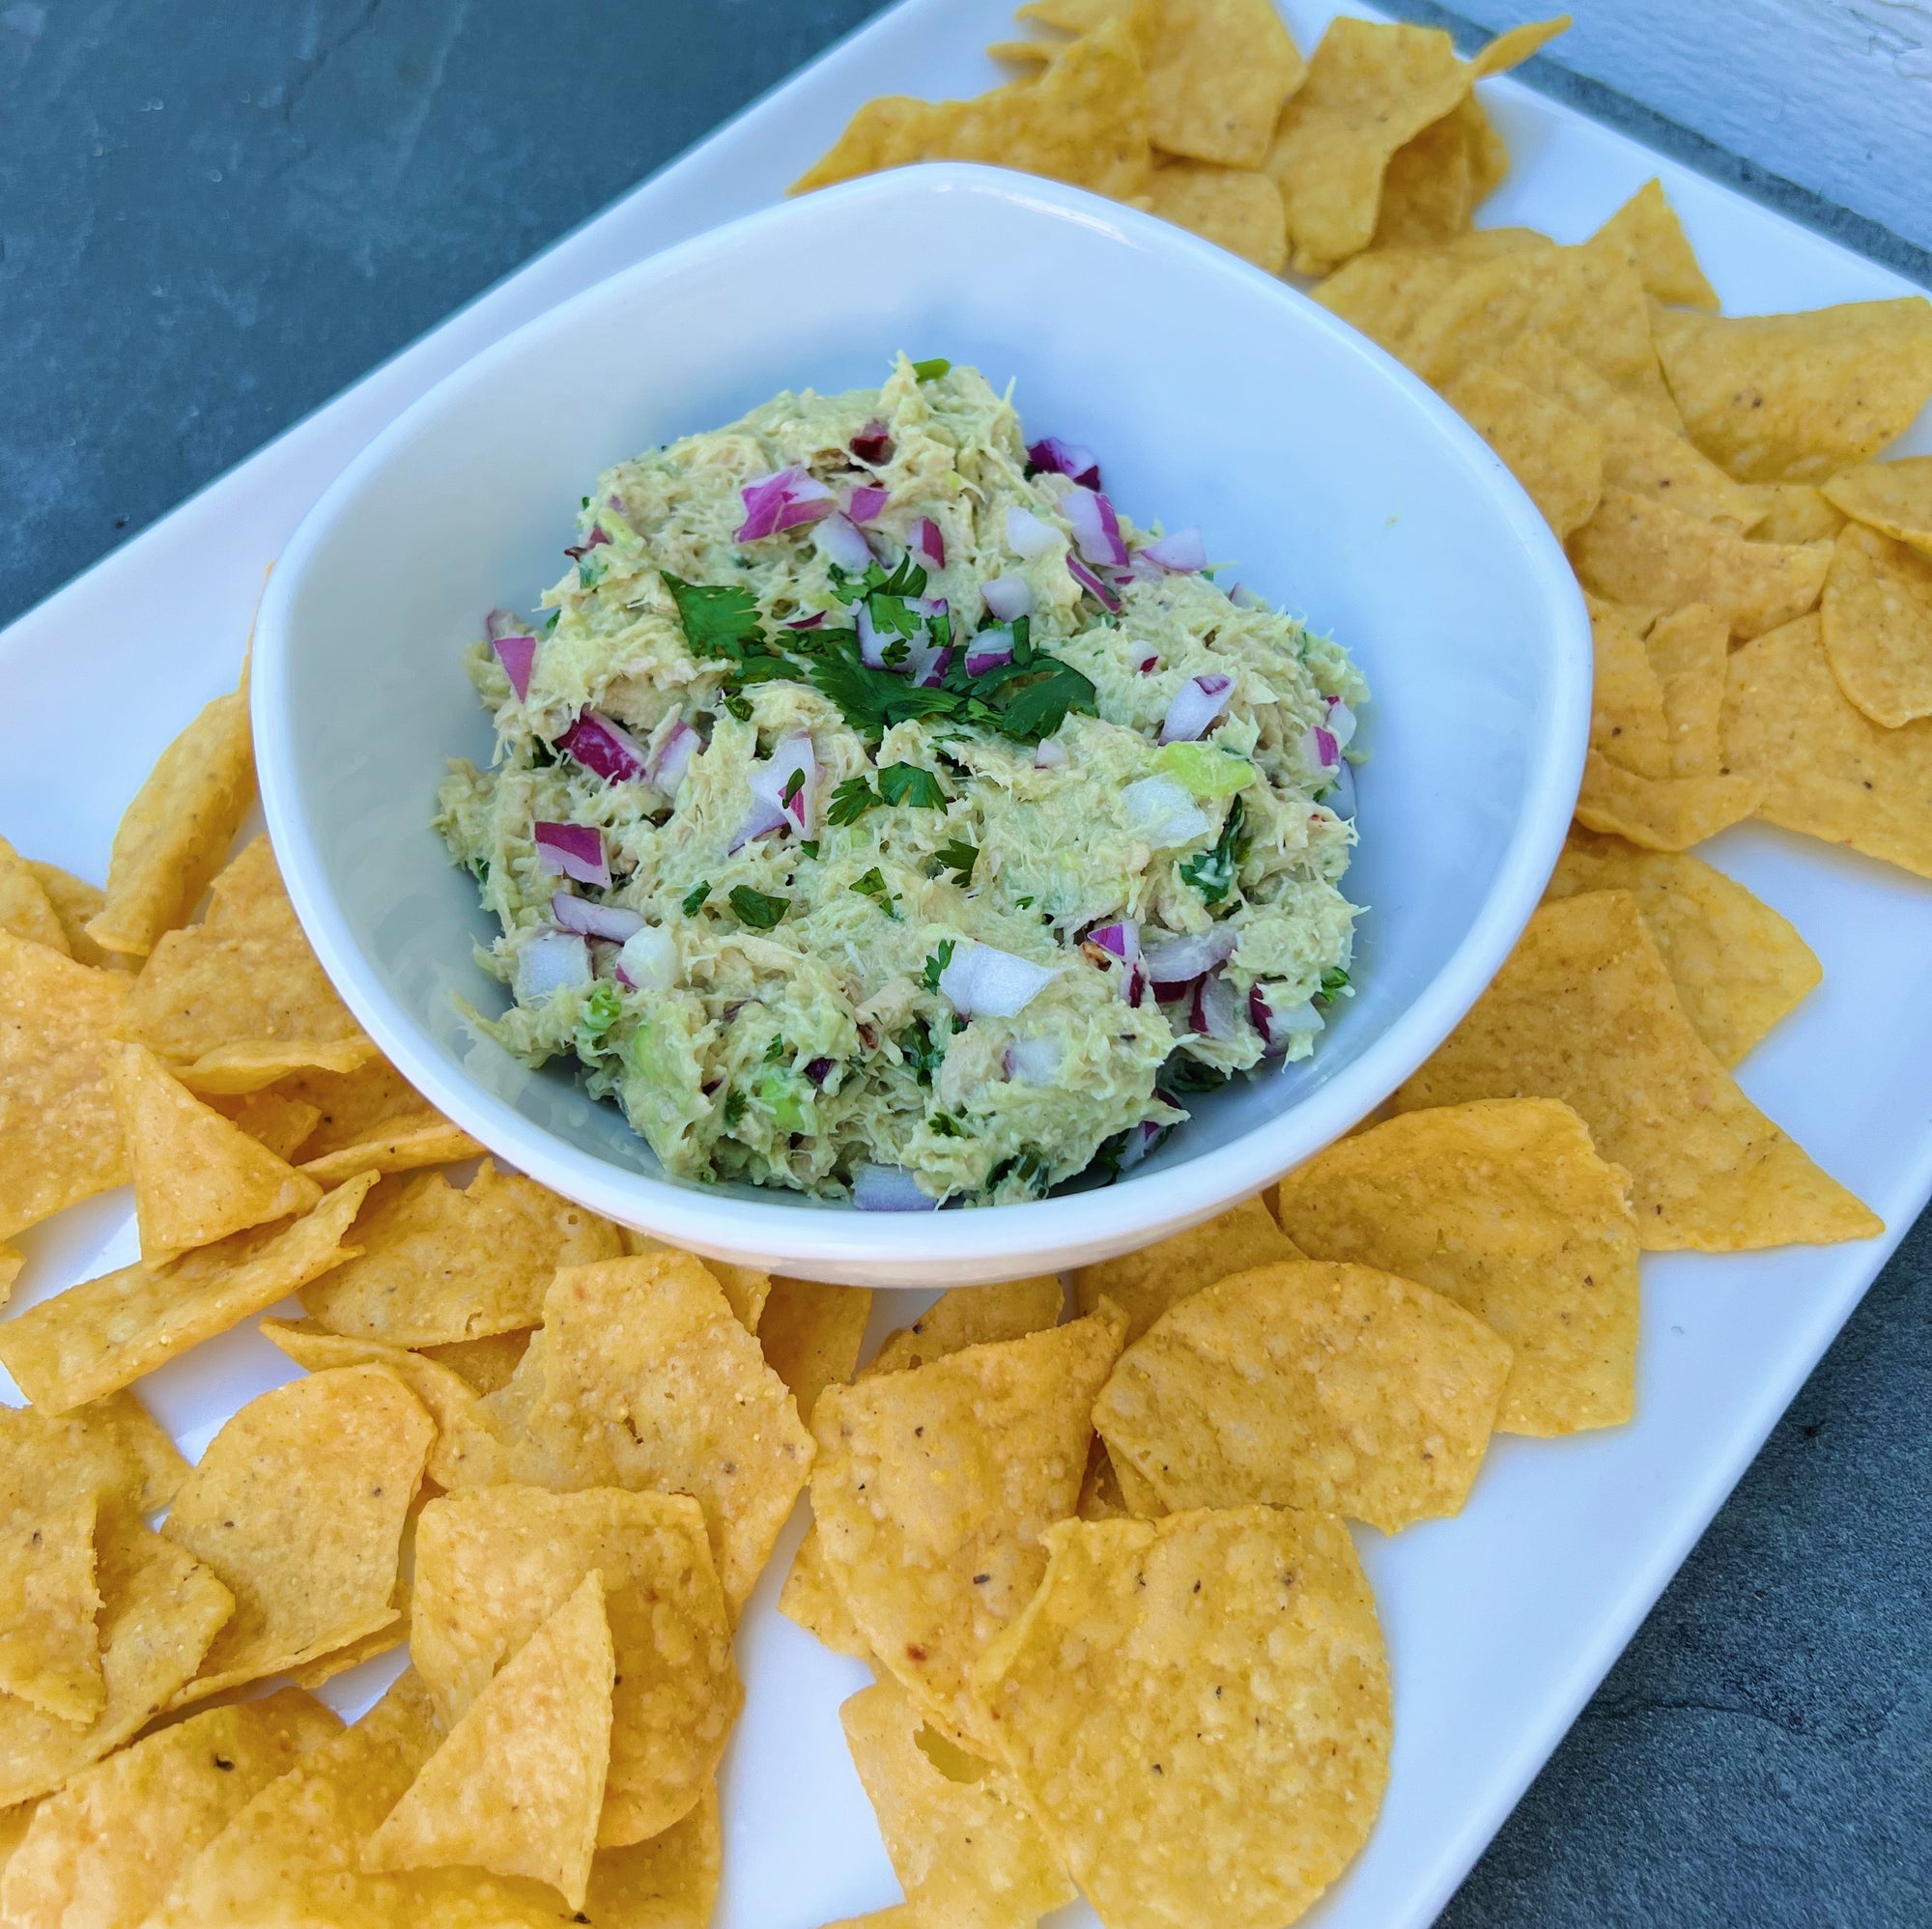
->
[{"left": 1, "top": 2, "right": 1926, "bottom": 1922}]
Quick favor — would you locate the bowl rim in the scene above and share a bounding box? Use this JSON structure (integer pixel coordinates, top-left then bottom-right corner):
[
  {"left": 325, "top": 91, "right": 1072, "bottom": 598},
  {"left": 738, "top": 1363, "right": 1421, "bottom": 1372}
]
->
[{"left": 253, "top": 160, "right": 1590, "bottom": 1283}]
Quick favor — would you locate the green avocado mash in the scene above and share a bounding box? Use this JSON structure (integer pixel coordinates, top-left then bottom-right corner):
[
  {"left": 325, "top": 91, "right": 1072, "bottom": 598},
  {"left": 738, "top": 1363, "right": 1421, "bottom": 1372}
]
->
[{"left": 436, "top": 355, "right": 1365, "bottom": 1206}]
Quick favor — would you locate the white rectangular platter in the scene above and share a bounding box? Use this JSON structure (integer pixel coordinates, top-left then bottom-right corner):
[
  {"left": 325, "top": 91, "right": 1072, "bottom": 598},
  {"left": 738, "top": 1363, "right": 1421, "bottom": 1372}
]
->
[{"left": 3, "top": 5, "right": 1928, "bottom": 1926}]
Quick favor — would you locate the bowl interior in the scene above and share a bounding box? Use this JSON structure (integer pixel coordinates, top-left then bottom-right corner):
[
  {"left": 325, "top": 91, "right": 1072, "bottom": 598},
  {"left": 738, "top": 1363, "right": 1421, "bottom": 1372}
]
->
[{"left": 256, "top": 164, "right": 1587, "bottom": 1285}]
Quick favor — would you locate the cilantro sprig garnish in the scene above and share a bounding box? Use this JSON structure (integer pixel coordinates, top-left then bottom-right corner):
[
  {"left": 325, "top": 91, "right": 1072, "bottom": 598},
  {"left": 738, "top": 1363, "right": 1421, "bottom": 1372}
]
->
[
  {"left": 921, "top": 939, "right": 954, "bottom": 992},
  {"left": 728, "top": 886, "right": 789, "bottom": 930},
  {"left": 850, "top": 867, "right": 901, "bottom": 920},
  {"left": 1180, "top": 796, "right": 1250, "bottom": 905},
  {"left": 933, "top": 838, "right": 978, "bottom": 884}
]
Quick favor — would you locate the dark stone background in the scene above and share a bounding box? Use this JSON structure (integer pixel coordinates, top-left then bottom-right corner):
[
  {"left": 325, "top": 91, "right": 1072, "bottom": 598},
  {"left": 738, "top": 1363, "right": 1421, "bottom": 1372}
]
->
[{"left": 1, "top": 3, "right": 1925, "bottom": 1921}]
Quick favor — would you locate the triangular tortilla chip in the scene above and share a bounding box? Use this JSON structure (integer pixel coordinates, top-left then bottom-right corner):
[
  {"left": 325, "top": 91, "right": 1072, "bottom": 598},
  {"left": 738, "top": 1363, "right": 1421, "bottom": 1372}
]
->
[
  {"left": 860, "top": 1273, "right": 1065, "bottom": 1378},
  {"left": 0, "top": 1494, "right": 103, "bottom": 1723},
  {"left": 363, "top": 1570, "right": 613, "bottom": 1912},
  {"left": 0, "top": 1515, "right": 234, "bottom": 1808},
  {"left": 1313, "top": 228, "right": 1553, "bottom": 356},
  {"left": 0, "top": 932, "right": 130, "bottom": 1242},
  {"left": 1548, "top": 831, "right": 1821, "bottom": 1066},
  {"left": 0, "top": 1173, "right": 376, "bottom": 1414},
  {"left": 1072, "top": 1194, "right": 1299, "bottom": 1341},
  {"left": 111, "top": 1041, "right": 321, "bottom": 1261},
  {"left": 161, "top": 1365, "right": 432, "bottom": 1704},
  {"left": 1575, "top": 748, "right": 1762, "bottom": 851},
  {"left": 214, "top": 1087, "right": 322, "bottom": 1160},
  {"left": 1372, "top": 102, "right": 1478, "bottom": 248},
  {"left": 25, "top": 863, "right": 118, "bottom": 970},
  {"left": 418, "top": 1326, "right": 531, "bottom": 1394},
  {"left": 0, "top": 1243, "right": 20, "bottom": 1302},
  {"left": 1139, "top": 0, "right": 1305, "bottom": 169},
  {"left": 617, "top": 1229, "right": 769, "bottom": 1331},
  {"left": 412, "top": 1486, "right": 739, "bottom": 1849},
  {"left": 758, "top": 1277, "right": 873, "bottom": 1422},
  {"left": 276, "top": 1055, "right": 483, "bottom": 1184},
  {"left": 1586, "top": 594, "right": 1674, "bottom": 779},
  {"left": 0, "top": 1393, "right": 186, "bottom": 1533},
  {"left": 1744, "top": 481, "right": 1846, "bottom": 545},
  {"left": 1136, "top": 158, "right": 1287, "bottom": 270},
  {"left": 1593, "top": 179, "right": 1718, "bottom": 310},
  {"left": 1822, "top": 456, "right": 1932, "bottom": 560},
  {"left": 478, "top": 1255, "right": 813, "bottom": 1615},
  {"left": 0, "top": 838, "right": 69, "bottom": 955},
  {"left": 778, "top": 1525, "right": 873, "bottom": 1660},
  {"left": 1442, "top": 362, "right": 1605, "bottom": 536},
  {"left": 810, "top": 1311, "right": 1123, "bottom": 1749},
  {"left": 1722, "top": 612, "right": 1932, "bottom": 878},
  {"left": 1820, "top": 522, "right": 1932, "bottom": 726},
  {"left": 1644, "top": 603, "right": 1730, "bottom": 777},
  {"left": 1279, "top": 1101, "right": 1640, "bottom": 1435},
  {"left": 1392, "top": 890, "right": 1882, "bottom": 1248},
  {"left": 121, "top": 837, "right": 374, "bottom": 1094},
  {"left": 0, "top": 1688, "right": 339, "bottom": 1929},
  {"left": 840, "top": 1677, "right": 1075, "bottom": 1927},
  {"left": 971, "top": 1510, "right": 1390, "bottom": 1929},
  {"left": 1094, "top": 1261, "right": 1512, "bottom": 1527}
]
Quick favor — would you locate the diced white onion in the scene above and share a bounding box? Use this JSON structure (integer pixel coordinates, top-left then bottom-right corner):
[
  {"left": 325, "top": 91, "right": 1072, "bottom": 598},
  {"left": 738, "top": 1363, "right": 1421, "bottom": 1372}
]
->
[
  {"left": 1121, "top": 776, "right": 1211, "bottom": 849},
  {"left": 853, "top": 1163, "right": 940, "bottom": 1211},
  {"left": 1006, "top": 506, "right": 1058, "bottom": 559},
  {"left": 514, "top": 930, "right": 592, "bottom": 1002},
  {"left": 614, "top": 924, "right": 677, "bottom": 993},
  {"left": 939, "top": 940, "right": 1058, "bottom": 1019}
]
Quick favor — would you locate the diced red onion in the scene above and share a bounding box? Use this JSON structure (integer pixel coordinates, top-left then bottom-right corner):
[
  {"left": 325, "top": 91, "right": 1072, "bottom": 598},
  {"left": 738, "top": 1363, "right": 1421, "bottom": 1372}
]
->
[
  {"left": 1004, "top": 1037, "right": 1063, "bottom": 1085},
  {"left": 1189, "top": 971, "right": 1240, "bottom": 1041},
  {"left": 910, "top": 594, "right": 948, "bottom": 622},
  {"left": 1065, "top": 554, "right": 1122, "bottom": 613},
  {"left": 492, "top": 633, "right": 536, "bottom": 700},
  {"left": 1117, "top": 1118, "right": 1163, "bottom": 1172},
  {"left": 728, "top": 797, "right": 789, "bottom": 853},
  {"left": 785, "top": 610, "right": 826, "bottom": 631},
  {"left": 614, "top": 924, "right": 676, "bottom": 992},
  {"left": 563, "top": 524, "right": 611, "bottom": 561},
  {"left": 805, "top": 1056, "right": 836, "bottom": 1087},
  {"left": 1140, "top": 526, "right": 1207, "bottom": 573},
  {"left": 855, "top": 601, "right": 888, "bottom": 667},
  {"left": 1122, "top": 776, "right": 1210, "bottom": 849},
  {"left": 914, "top": 517, "right": 946, "bottom": 568},
  {"left": 1302, "top": 723, "right": 1341, "bottom": 775},
  {"left": 1138, "top": 654, "right": 1160, "bottom": 674},
  {"left": 648, "top": 719, "right": 699, "bottom": 796},
  {"left": 964, "top": 627, "right": 1015, "bottom": 677},
  {"left": 533, "top": 820, "right": 610, "bottom": 889},
  {"left": 844, "top": 486, "right": 890, "bottom": 526},
  {"left": 1065, "top": 487, "right": 1127, "bottom": 568},
  {"left": 907, "top": 641, "right": 953, "bottom": 689},
  {"left": 850, "top": 420, "right": 892, "bottom": 466},
  {"left": 748, "top": 732, "right": 817, "bottom": 832},
  {"left": 737, "top": 467, "right": 835, "bottom": 542},
  {"left": 1143, "top": 923, "right": 1239, "bottom": 988},
  {"left": 1007, "top": 506, "right": 1058, "bottom": 559},
  {"left": 1125, "top": 962, "right": 1148, "bottom": 1007},
  {"left": 853, "top": 1162, "right": 938, "bottom": 1211},
  {"left": 1230, "top": 583, "right": 1268, "bottom": 611},
  {"left": 1249, "top": 984, "right": 1284, "bottom": 1058},
  {"left": 551, "top": 891, "right": 643, "bottom": 942},
  {"left": 559, "top": 710, "right": 649, "bottom": 784},
  {"left": 514, "top": 930, "right": 592, "bottom": 1002},
  {"left": 1324, "top": 760, "right": 1357, "bottom": 820},
  {"left": 485, "top": 608, "right": 526, "bottom": 640},
  {"left": 814, "top": 512, "right": 874, "bottom": 573},
  {"left": 981, "top": 573, "right": 1035, "bottom": 621},
  {"left": 1276, "top": 995, "right": 1325, "bottom": 1036},
  {"left": 939, "top": 941, "right": 1058, "bottom": 1019},
  {"left": 1326, "top": 696, "right": 1358, "bottom": 751},
  {"left": 1035, "top": 739, "right": 1069, "bottom": 769},
  {"left": 1159, "top": 672, "right": 1235, "bottom": 745},
  {"left": 1086, "top": 919, "right": 1140, "bottom": 965},
  {"left": 1027, "top": 437, "right": 1100, "bottom": 489}
]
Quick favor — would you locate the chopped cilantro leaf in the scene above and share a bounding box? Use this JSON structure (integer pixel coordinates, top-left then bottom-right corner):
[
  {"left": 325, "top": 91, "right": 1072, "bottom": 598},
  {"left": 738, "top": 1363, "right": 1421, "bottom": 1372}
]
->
[
  {"left": 877, "top": 763, "right": 945, "bottom": 808},
  {"left": 934, "top": 838, "right": 978, "bottom": 883},
  {"left": 928, "top": 1110, "right": 964, "bottom": 1137},
  {"left": 728, "top": 886, "right": 789, "bottom": 930},
  {"left": 911, "top": 357, "right": 952, "bottom": 382},
  {"left": 896, "top": 1017, "right": 945, "bottom": 1082},
  {"left": 542, "top": 610, "right": 560, "bottom": 635},
  {"left": 921, "top": 939, "right": 955, "bottom": 993},
  {"left": 723, "top": 1090, "right": 746, "bottom": 1126},
  {"left": 781, "top": 767, "right": 805, "bottom": 808},
  {"left": 577, "top": 553, "right": 607, "bottom": 589},
  {"left": 799, "top": 840, "right": 820, "bottom": 861},
  {"left": 1319, "top": 966, "right": 1351, "bottom": 1000},
  {"left": 995, "top": 661, "right": 1096, "bottom": 741},
  {"left": 827, "top": 776, "right": 879, "bottom": 826},
  {"left": 660, "top": 573, "right": 765, "bottom": 660},
  {"left": 850, "top": 866, "right": 901, "bottom": 919},
  {"left": 1179, "top": 797, "right": 1249, "bottom": 905},
  {"left": 680, "top": 881, "right": 711, "bottom": 915},
  {"left": 764, "top": 1035, "right": 788, "bottom": 1064},
  {"left": 1161, "top": 1053, "right": 1232, "bottom": 1093}
]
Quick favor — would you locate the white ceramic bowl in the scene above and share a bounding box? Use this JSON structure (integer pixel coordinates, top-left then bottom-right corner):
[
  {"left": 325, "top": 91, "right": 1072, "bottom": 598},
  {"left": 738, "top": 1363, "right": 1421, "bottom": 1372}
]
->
[{"left": 254, "top": 162, "right": 1589, "bottom": 1289}]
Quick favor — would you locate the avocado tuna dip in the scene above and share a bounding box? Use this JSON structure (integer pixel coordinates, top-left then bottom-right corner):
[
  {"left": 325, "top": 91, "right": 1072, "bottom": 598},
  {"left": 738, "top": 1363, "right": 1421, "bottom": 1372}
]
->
[{"left": 436, "top": 355, "right": 1365, "bottom": 1208}]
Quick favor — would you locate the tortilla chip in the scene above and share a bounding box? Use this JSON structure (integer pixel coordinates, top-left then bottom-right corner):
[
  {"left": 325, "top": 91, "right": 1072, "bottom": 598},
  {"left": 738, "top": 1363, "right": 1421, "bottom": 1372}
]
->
[
  {"left": 1076, "top": 1435, "right": 1130, "bottom": 1521},
  {"left": 0, "top": 932, "right": 130, "bottom": 1241},
  {"left": 1264, "top": 17, "right": 1470, "bottom": 275},
  {"left": 862, "top": 1274, "right": 1065, "bottom": 1377},
  {"left": 1822, "top": 456, "right": 1932, "bottom": 560},
  {"left": 1548, "top": 830, "right": 1821, "bottom": 1065},
  {"left": 363, "top": 1570, "right": 612, "bottom": 1912},
  {"left": 1583, "top": 594, "right": 1673, "bottom": 780},
  {"left": 275, "top": 1054, "right": 482, "bottom": 1183},
  {"left": 1593, "top": 178, "right": 1718, "bottom": 310},
  {"left": 412, "top": 1486, "right": 738, "bottom": 1850},
  {"left": 810, "top": 1311, "right": 1122, "bottom": 1748},
  {"left": 0, "top": 840, "right": 69, "bottom": 956},
  {"left": 298, "top": 1161, "right": 617, "bottom": 1347},
  {"left": 1094, "top": 1261, "right": 1510, "bottom": 1529},
  {"left": 0, "top": 1392, "right": 186, "bottom": 1532},
  {"left": 0, "top": 1494, "right": 103, "bottom": 1723},
  {"left": 1372, "top": 103, "right": 1478, "bottom": 248},
  {"left": 986, "top": 37, "right": 1058, "bottom": 65},
  {"left": 1467, "top": 14, "right": 1571, "bottom": 76},
  {"left": 972, "top": 1509, "right": 1390, "bottom": 1929},
  {"left": 1744, "top": 481, "right": 1846, "bottom": 546},
  {"left": 1654, "top": 296, "right": 1932, "bottom": 483},
  {"left": 24, "top": 863, "right": 117, "bottom": 970},
  {"left": 581, "top": 1784, "right": 721, "bottom": 1929},
  {"left": 161, "top": 1364, "right": 432, "bottom": 1703},
  {"left": 620, "top": 1229, "right": 770, "bottom": 1332},
  {"left": 793, "top": 15, "right": 1151, "bottom": 200},
  {"left": 0, "top": 1515, "right": 234, "bottom": 1809},
  {"left": 122, "top": 837, "right": 375, "bottom": 1094},
  {"left": 1137, "top": 158, "right": 1286, "bottom": 270},
  {"left": 1393, "top": 889, "right": 1882, "bottom": 1247},
  {"left": 85, "top": 682, "right": 255, "bottom": 957},
  {"left": 1820, "top": 522, "right": 1932, "bottom": 726},
  {"left": 419, "top": 1327, "right": 533, "bottom": 1395},
  {"left": 759, "top": 1276, "right": 874, "bottom": 1421},
  {"left": 1443, "top": 362, "right": 1605, "bottom": 537},
  {"left": 1406, "top": 233, "right": 1679, "bottom": 423},
  {"left": 111, "top": 1041, "right": 322, "bottom": 1262},
  {"left": 214, "top": 1087, "right": 324, "bottom": 1161},
  {"left": 1140, "top": 0, "right": 1305, "bottom": 169},
  {"left": 1279, "top": 1100, "right": 1638, "bottom": 1435},
  {"left": 0, "top": 1245, "right": 19, "bottom": 1303},
  {"left": 1313, "top": 228, "right": 1553, "bottom": 356},
  {"left": 1575, "top": 748, "right": 1761, "bottom": 851},
  {"left": 1722, "top": 612, "right": 1932, "bottom": 878},
  {"left": 0, "top": 1173, "right": 376, "bottom": 1414},
  {"left": 0, "top": 1688, "right": 339, "bottom": 1929},
  {"left": 1641, "top": 602, "right": 1730, "bottom": 777},
  {"left": 839, "top": 1676, "right": 1075, "bottom": 1928},
  {"left": 1073, "top": 1194, "right": 1297, "bottom": 1342},
  {"left": 1570, "top": 487, "right": 1831, "bottom": 640},
  {"left": 778, "top": 1525, "right": 873, "bottom": 1660},
  {"left": 482, "top": 1255, "right": 813, "bottom": 1614}
]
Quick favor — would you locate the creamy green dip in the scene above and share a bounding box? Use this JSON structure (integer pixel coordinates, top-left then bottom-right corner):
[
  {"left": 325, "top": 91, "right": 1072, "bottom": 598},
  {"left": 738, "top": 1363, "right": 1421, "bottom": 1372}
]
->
[{"left": 437, "top": 355, "right": 1365, "bottom": 1206}]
